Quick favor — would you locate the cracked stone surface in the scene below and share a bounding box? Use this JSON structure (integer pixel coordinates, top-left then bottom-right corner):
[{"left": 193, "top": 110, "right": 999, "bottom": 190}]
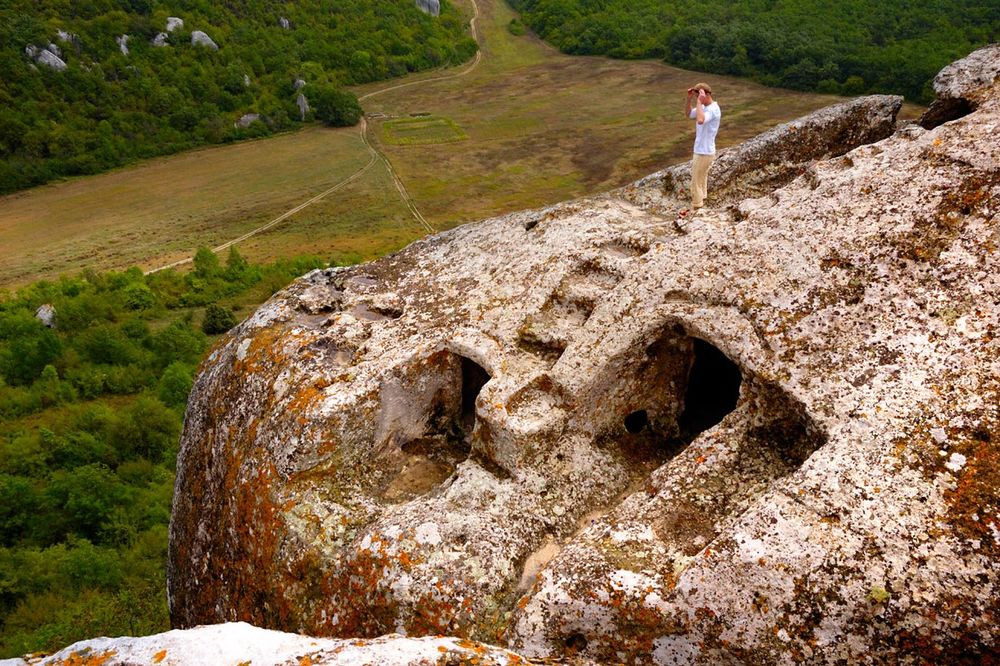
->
[{"left": 168, "top": 46, "right": 999, "bottom": 664}]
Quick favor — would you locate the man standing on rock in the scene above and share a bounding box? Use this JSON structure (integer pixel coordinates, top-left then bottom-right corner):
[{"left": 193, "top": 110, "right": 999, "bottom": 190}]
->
[{"left": 680, "top": 83, "right": 721, "bottom": 216}]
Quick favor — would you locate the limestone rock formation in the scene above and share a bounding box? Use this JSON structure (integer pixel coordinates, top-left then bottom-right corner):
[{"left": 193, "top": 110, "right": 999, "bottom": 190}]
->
[
  {"left": 921, "top": 43, "right": 1000, "bottom": 129},
  {"left": 34, "top": 304, "right": 56, "bottom": 328},
  {"left": 236, "top": 113, "right": 262, "bottom": 129},
  {"left": 294, "top": 77, "right": 307, "bottom": 90},
  {"left": 170, "top": 46, "right": 999, "bottom": 664},
  {"left": 152, "top": 32, "right": 169, "bottom": 47},
  {"left": 25, "top": 45, "right": 67, "bottom": 71},
  {"left": 0, "top": 623, "right": 527, "bottom": 665},
  {"left": 415, "top": 0, "right": 441, "bottom": 17},
  {"left": 296, "top": 93, "right": 310, "bottom": 121},
  {"left": 116, "top": 34, "right": 129, "bottom": 56},
  {"left": 280, "top": 16, "right": 291, "bottom": 30},
  {"left": 191, "top": 30, "right": 218, "bottom": 50},
  {"left": 166, "top": 17, "right": 184, "bottom": 32}
]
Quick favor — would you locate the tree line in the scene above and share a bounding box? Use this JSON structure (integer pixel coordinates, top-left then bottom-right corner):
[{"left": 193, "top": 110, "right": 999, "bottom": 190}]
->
[
  {"left": 0, "top": 249, "right": 336, "bottom": 656},
  {"left": 0, "top": 0, "right": 476, "bottom": 194},
  {"left": 509, "top": 0, "right": 998, "bottom": 102}
]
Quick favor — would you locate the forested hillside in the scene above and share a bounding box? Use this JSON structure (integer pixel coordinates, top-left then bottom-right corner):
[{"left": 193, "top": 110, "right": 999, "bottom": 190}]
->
[
  {"left": 0, "top": 249, "right": 332, "bottom": 656},
  {"left": 0, "top": 0, "right": 476, "bottom": 194},
  {"left": 509, "top": 0, "right": 998, "bottom": 102}
]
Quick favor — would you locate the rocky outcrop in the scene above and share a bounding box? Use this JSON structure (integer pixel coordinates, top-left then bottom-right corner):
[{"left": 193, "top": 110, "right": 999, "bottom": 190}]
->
[
  {"left": 415, "top": 0, "right": 441, "bottom": 16},
  {"left": 34, "top": 304, "right": 56, "bottom": 328},
  {"left": 294, "top": 77, "right": 307, "bottom": 90},
  {"left": 0, "top": 622, "right": 527, "bottom": 665},
  {"left": 235, "top": 113, "right": 262, "bottom": 129},
  {"left": 296, "top": 93, "right": 310, "bottom": 121},
  {"left": 170, "top": 46, "right": 999, "bottom": 663},
  {"left": 166, "top": 17, "right": 184, "bottom": 32},
  {"left": 116, "top": 34, "right": 129, "bottom": 56},
  {"left": 920, "top": 43, "right": 1000, "bottom": 129},
  {"left": 279, "top": 16, "right": 291, "bottom": 30},
  {"left": 25, "top": 45, "right": 67, "bottom": 71},
  {"left": 152, "top": 32, "right": 169, "bottom": 47},
  {"left": 190, "top": 30, "right": 218, "bottom": 50}
]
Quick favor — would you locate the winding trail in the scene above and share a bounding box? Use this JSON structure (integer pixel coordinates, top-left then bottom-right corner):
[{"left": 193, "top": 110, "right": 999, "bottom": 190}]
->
[{"left": 147, "top": 0, "right": 482, "bottom": 274}]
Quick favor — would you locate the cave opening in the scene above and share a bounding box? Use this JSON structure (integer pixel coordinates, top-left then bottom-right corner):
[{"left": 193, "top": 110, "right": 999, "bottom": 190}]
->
[
  {"left": 678, "top": 338, "right": 742, "bottom": 437},
  {"left": 383, "top": 353, "right": 492, "bottom": 501},
  {"left": 461, "top": 355, "right": 491, "bottom": 433}
]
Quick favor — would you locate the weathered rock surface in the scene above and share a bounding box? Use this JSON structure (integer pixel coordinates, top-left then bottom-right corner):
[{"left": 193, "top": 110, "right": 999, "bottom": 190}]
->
[
  {"left": 191, "top": 30, "right": 218, "bottom": 50},
  {"left": 416, "top": 0, "right": 441, "bottom": 16},
  {"left": 280, "top": 16, "right": 291, "bottom": 30},
  {"left": 116, "top": 34, "right": 129, "bottom": 56},
  {"left": 921, "top": 43, "right": 1000, "bottom": 129},
  {"left": 166, "top": 17, "right": 184, "bottom": 32},
  {"left": 294, "top": 77, "right": 307, "bottom": 90},
  {"left": 152, "top": 32, "right": 169, "bottom": 47},
  {"left": 170, "top": 47, "right": 1000, "bottom": 664},
  {"left": 296, "top": 93, "right": 310, "bottom": 121},
  {"left": 0, "top": 622, "right": 529, "bottom": 665}
]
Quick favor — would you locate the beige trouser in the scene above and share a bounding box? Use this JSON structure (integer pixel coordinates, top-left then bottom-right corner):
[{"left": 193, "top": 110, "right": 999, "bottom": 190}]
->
[{"left": 691, "top": 153, "right": 715, "bottom": 208}]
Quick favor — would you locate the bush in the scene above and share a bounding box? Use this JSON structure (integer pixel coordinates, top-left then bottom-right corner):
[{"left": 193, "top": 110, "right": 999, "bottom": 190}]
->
[
  {"left": 311, "top": 86, "right": 363, "bottom": 127},
  {"left": 157, "top": 362, "right": 194, "bottom": 409},
  {"left": 202, "top": 304, "right": 237, "bottom": 335}
]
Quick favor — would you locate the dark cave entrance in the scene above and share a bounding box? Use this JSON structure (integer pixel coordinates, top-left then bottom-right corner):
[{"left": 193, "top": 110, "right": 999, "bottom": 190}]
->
[
  {"left": 461, "top": 355, "right": 491, "bottom": 434},
  {"left": 678, "top": 338, "right": 743, "bottom": 437}
]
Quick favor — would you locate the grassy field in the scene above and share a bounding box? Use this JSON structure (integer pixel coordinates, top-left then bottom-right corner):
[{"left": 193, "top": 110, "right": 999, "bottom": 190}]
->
[{"left": 0, "top": 0, "right": 922, "bottom": 289}]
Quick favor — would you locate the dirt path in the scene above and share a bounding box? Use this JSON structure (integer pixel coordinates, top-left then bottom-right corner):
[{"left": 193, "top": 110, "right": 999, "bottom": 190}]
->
[{"left": 146, "top": 0, "right": 481, "bottom": 274}]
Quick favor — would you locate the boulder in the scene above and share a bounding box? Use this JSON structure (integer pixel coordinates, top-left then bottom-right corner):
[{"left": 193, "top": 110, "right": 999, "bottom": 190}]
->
[
  {"left": 243, "top": 73, "right": 251, "bottom": 87},
  {"left": 296, "top": 93, "right": 309, "bottom": 120},
  {"left": 294, "top": 77, "right": 307, "bottom": 90},
  {"left": 28, "top": 46, "right": 67, "bottom": 71},
  {"left": 34, "top": 304, "right": 56, "bottom": 328},
  {"left": 235, "top": 113, "right": 262, "bottom": 128},
  {"left": 116, "top": 34, "right": 129, "bottom": 56},
  {"left": 279, "top": 16, "right": 291, "bottom": 30},
  {"left": 152, "top": 32, "right": 169, "bottom": 47},
  {"left": 47, "top": 42, "right": 61, "bottom": 58},
  {"left": 191, "top": 30, "right": 218, "bottom": 50},
  {"left": 920, "top": 42, "right": 1000, "bottom": 129},
  {"left": 169, "top": 46, "right": 1000, "bottom": 663},
  {"left": 0, "top": 622, "right": 527, "bottom": 665},
  {"left": 415, "top": 0, "right": 440, "bottom": 16},
  {"left": 166, "top": 16, "right": 184, "bottom": 32}
]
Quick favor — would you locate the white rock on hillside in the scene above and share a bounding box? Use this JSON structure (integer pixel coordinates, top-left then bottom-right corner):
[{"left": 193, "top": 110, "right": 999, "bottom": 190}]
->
[
  {"left": 415, "top": 0, "right": 440, "bottom": 16},
  {"left": 0, "top": 622, "right": 528, "bottom": 665},
  {"left": 166, "top": 16, "right": 184, "bottom": 32},
  {"left": 296, "top": 93, "right": 310, "bottom": 120},
  {"left": 190, "top": 30, "right": 218, "bottom": 50},
  {"left": 152, "top": 32, "right": 169, "bottom": 47},
  {"left": 116, "top": 34, "right": 129, "bottom": 56}
]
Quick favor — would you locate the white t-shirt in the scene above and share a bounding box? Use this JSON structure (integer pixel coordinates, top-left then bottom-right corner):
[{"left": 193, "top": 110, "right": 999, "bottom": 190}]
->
[{"left": 689, "top": 101, "right": 721, "bottom": 155}]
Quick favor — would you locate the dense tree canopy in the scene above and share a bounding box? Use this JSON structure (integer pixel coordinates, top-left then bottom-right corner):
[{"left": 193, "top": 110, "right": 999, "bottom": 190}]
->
[
  {"left": 509, "top": 0, "right": 999, "bottom": 102},
  {"left": 0, "top": 249, "right": 332, "bottom": 656},
  {"left": 0, "top": 0, "right": 477, "bottom": 194}
]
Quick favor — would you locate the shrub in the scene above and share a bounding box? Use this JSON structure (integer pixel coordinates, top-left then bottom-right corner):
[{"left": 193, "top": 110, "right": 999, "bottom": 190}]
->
[{"left": 202, "top": 304, "right": 237, "bottom": 335}]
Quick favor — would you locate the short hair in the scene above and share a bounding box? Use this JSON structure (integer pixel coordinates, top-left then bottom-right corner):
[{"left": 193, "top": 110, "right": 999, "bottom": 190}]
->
[{"left": 693, "top": 82, "right": 713, "bottom": 94}]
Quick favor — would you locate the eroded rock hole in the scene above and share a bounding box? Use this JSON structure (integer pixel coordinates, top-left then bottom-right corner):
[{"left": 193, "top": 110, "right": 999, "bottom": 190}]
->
[
  {"left": 624, "top": 410, "right": 649, "bottom": 434},
  {"left": 382, "top": 353, "right": 492, "bottom": 501},
  {"left": 919, "top": 97, "right": 973, "bottom": 130},
  {"left": 678, "top": 338, "right": 742, "bottom": 437},
  {"left": 461, "top": 356, "right": 490, "bottom": 432},
  {"left": 564, "top": 633, "right": 588, "bottom": 652}
]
